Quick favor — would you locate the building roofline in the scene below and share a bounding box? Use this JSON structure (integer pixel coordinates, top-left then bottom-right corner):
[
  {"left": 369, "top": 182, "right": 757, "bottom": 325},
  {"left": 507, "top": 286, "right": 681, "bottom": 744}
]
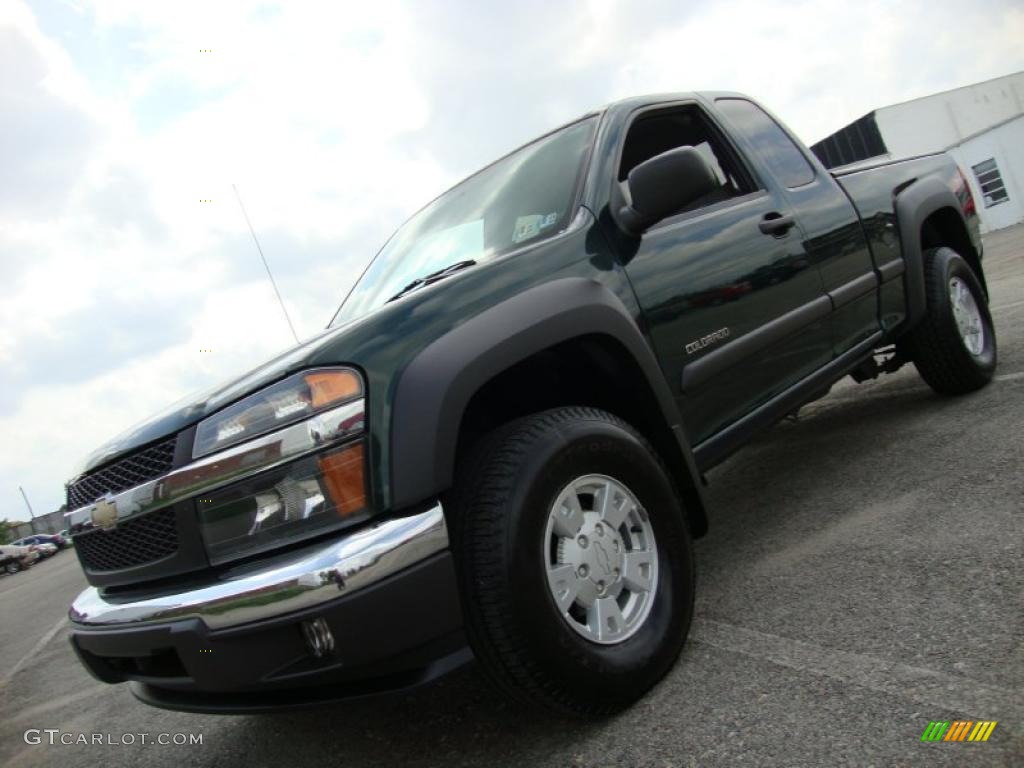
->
[
  {"left": 876, "top": 70, "right": 1024, "bottom": 114},
  {"left": 811, "top": 109, "right": 877, "bottom": 147},
  {"left": 945, "top": 111, "right": 1024, "bottom": 149}
]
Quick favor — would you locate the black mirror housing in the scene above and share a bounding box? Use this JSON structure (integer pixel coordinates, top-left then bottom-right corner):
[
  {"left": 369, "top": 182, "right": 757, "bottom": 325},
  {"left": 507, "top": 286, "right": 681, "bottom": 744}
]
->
[{"left": 611, "top": 146, "right": 719, "bottom": 235}]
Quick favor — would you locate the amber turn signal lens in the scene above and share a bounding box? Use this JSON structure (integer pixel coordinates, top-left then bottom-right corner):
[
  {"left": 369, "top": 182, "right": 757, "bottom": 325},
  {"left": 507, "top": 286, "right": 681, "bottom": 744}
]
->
[
  {"left": 318, "top": 443, "right": 367, "bottom": 517},
  {"left": 305, "top": 370, "right": 362, "bottom": 408}
]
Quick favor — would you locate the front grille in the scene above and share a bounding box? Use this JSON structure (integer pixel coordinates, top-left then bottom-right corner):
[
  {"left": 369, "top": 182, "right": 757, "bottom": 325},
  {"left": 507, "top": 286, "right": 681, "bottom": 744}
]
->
[
  {"left": 74, "top": 508, "right": 179, "bottom": 572},
  {"left": 66, "top": 437, "right": 177, "bottom": 510}
]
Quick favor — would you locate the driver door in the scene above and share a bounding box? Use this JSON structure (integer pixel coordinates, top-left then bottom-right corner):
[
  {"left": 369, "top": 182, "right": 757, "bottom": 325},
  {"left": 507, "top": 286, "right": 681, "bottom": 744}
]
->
[{"left": 615, "top": 102, "right": 832, "bottom": 456}]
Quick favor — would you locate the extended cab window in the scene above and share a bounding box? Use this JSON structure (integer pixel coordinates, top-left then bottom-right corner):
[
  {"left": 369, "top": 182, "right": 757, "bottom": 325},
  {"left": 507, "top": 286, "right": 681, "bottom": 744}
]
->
[
  {"left": 618, "top": 104, "right": 756, "bottom": 217},
  {"left": 716, "top": 98, "right": 815, "bottom": 188},
  {"left": 332, "top": 117, "right": 596, "bottom": 325}
]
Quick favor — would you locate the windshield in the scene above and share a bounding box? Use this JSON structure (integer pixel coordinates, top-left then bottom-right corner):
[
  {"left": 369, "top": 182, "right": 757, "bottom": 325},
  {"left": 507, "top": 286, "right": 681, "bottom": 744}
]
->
[{"left": 331, "top": 117, "right": 597, "bottom": 325}]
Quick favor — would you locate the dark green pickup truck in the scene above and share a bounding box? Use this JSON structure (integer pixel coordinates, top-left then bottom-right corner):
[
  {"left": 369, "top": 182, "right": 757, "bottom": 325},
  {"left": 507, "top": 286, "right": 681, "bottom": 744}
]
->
[{"left": 65, "top": 92, "right": 996, "bottom": 716}]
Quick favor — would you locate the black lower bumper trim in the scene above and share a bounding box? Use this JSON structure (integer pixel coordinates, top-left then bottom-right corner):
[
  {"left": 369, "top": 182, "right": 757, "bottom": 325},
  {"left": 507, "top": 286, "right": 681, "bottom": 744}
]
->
[
  {"left": 70, "top": 552, "right": 469, "bottom": 712},
  {"left": 130, "top": 646, "right": 474, "bottom": 714}
]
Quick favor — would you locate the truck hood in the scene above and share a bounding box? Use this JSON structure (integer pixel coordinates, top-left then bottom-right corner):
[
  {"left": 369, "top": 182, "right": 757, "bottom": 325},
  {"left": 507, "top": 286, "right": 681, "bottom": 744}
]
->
[{"left": 74, "top": 320, "right": 360, "bottom": 478}]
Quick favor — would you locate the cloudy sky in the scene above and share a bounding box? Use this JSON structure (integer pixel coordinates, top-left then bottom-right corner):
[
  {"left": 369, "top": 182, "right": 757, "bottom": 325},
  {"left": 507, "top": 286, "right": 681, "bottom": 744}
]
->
[{"left": 2, "top": 0, "right": 1023, "bottom": 517}]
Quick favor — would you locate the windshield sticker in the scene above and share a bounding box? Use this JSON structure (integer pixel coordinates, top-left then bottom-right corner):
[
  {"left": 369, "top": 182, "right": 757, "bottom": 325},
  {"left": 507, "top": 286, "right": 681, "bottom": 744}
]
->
[
  {"left": 513, "top": 213, "right": 560, "bottom": 244},
  {"left": 513, "top": 215, "right": 543, "bottom": 243}
]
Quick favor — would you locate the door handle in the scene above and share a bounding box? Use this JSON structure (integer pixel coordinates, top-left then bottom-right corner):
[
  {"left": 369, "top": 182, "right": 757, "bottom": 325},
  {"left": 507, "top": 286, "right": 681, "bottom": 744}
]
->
[{"left": 759, "top": 212, "right": 796, "bottom": 236}]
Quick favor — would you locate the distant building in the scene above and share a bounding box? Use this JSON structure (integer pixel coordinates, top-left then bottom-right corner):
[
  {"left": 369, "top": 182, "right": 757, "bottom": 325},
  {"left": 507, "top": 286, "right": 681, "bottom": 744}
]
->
[
  {"left": 7, "top": 508, "right": 67, "bottom": 539},
  {"left": 811, "top": 71, "right": 1024, "bottom": 233}
]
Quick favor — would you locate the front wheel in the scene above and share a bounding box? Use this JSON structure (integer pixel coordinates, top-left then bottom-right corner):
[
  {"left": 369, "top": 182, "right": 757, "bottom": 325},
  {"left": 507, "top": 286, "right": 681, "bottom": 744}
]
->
[
  {"left": 451, "top": 407, "right": 695, "bottom": 717},
  {"left": 5, "top": 561, "right": 21, "bottom": 575},
  {"left": 905, "top": 246, "right": 997, "bottom": 395}
]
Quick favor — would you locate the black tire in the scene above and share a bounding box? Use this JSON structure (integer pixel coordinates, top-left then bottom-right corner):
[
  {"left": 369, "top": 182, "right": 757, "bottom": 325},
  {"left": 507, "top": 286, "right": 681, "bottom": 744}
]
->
[
  {"left": 450, "top": 407, "right": 695, "bottom": 718},
  {"left": 905, "top": 246, "right": 997, "bottom": 395},
  {"left": 5, "top": 561, "right": 21, "bottom": 575}
]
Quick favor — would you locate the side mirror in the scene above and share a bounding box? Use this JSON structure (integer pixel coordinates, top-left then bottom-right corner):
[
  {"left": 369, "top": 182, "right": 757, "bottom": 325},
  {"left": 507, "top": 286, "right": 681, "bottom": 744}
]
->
[{"left": 611, "top": 146, "right": 718, "bottom": 235}]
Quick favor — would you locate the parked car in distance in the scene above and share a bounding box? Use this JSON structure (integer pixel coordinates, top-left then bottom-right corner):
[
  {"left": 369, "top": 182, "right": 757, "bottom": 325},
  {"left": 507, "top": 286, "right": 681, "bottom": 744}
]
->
[
  {"left": 36, "top": 542, "right": 58, "bottom": 558},
  {"left": 13, "top": 537, "right": 59, "bottom": 558},
  {"left": 15, "top": 533, "right": 70, "bottom": 551},
  {"left": 0, "top": 543, "right": 40, "bottom": 575},
  {"left": 58, "top": 529, "right": 74, "bottom": 546}
]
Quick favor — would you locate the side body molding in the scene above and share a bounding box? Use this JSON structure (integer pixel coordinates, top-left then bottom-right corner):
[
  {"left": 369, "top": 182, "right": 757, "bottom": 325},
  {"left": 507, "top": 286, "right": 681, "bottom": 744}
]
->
[
  {"left": 893, "top": 175, "right": 967, "bottom": 327},
  {"left": 390, "top": 277, "right": 707, "bottom": 528}
]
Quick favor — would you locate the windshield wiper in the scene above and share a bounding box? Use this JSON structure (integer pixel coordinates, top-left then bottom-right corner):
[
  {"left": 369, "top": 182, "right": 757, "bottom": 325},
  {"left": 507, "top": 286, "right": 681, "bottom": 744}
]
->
[{"left": 387, "top": 259, "right": 477, "bottom": 303}]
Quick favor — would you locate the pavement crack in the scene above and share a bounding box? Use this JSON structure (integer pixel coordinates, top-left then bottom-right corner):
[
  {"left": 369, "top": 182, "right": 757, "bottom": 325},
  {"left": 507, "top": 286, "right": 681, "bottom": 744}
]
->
[{"left": 689, "top": 617, "right": 1023, "bottom": 717}]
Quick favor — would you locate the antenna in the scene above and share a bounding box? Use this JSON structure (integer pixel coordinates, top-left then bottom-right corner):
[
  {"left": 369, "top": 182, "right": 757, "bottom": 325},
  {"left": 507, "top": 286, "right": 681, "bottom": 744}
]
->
[
  {"left": 18, "top": 485, "right": 38, "bottom": 534},
  {"left": 232, "top": 184, "right": 301, "bottom": 345}
]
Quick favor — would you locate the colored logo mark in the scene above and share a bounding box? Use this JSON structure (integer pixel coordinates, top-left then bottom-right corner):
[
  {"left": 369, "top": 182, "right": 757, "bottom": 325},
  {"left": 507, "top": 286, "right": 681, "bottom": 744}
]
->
[{"left": 921, "top": 720, "right": 997, "bottom": 742}]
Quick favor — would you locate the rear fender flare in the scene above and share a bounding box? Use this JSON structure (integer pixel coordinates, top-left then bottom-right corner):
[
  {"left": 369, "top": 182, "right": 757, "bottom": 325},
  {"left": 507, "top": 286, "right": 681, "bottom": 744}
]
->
[{"left": 894, "top": 176, "right": 968, "bottom": 327}]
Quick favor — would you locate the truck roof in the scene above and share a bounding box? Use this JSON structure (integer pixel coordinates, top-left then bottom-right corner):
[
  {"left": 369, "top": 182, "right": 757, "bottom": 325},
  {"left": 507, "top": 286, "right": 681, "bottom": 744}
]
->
[{"left": 597, "top": 91, "right": 750, "bottom": 115}]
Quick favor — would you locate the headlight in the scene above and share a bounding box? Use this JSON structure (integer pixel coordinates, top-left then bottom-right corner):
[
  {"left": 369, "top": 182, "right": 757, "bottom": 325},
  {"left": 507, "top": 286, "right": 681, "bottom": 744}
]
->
[
  {"left": 193, "top": 368, "right": 362, "bottom": 458},
  {"left": 198, "top": 442, "right": 368, "bottom": 564}
]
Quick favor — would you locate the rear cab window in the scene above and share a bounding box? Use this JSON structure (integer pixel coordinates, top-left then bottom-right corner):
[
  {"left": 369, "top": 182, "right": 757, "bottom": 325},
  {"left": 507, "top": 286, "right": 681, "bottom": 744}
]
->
[{"left": 715, "top": 98, "right": 816, "bottom": 189}]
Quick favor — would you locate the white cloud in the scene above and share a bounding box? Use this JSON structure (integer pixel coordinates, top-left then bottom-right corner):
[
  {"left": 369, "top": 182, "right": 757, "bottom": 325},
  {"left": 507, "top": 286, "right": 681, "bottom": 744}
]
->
[{"left": 2, "top": 0, "right": 1023, "bottom": 515}]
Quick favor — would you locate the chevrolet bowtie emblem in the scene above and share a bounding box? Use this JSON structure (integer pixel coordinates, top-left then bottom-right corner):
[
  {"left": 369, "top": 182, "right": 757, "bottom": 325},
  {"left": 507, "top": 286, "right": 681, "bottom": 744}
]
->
[{"left": 90, "top": 496, "right": 118, "bottom": 530}]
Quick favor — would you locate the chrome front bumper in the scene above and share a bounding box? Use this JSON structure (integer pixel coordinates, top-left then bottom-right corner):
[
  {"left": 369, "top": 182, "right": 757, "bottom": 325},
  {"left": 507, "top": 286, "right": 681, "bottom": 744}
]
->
[{"left": 69, "top": 504, "right": 448, "bottom": 630}]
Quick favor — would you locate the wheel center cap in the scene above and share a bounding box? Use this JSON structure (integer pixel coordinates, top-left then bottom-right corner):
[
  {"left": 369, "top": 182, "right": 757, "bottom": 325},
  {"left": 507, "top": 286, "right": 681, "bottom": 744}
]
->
[
  {"left": 592, "top": 539, "right": 615, "bottom": 577},
  {"left": 559, "top": 514, "right": 625, "bottom": 603}
]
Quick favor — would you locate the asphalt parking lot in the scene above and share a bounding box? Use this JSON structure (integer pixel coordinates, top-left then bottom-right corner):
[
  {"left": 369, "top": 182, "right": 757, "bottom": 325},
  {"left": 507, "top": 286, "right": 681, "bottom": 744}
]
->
[{"left": 2, "top": 226, "right": 1022, "bottom": 767}]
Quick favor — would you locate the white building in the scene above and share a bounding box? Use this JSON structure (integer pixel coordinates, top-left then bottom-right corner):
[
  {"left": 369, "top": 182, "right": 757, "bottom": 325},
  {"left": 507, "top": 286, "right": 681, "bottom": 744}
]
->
[{"left": 812, "top": 71, "right": 1024, "bottom": 233}]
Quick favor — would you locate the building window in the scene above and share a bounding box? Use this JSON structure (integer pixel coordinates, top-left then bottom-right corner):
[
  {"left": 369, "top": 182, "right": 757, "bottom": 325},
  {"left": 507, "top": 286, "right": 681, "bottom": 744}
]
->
[{"left": 971, "top": 158, "right": 1009, "bottom": 207}]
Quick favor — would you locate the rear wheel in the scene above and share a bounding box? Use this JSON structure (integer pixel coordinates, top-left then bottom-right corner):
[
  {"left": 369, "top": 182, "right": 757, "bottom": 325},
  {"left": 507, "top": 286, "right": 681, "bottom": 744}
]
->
[
  {"left": 451, "top": 407, "right": 695, "bottom": 717},
  {"left": 905, "top": 246, "right": 996, "bottom": 395}
]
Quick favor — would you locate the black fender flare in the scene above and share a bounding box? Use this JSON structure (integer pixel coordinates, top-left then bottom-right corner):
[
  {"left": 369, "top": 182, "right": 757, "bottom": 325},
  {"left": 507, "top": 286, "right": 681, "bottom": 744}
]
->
[
  {"left": 390, "top": 277, "right": 707, "bottom": 532},
  {"left": 894, "top": 175, "right": 969, "bottom": 327}
]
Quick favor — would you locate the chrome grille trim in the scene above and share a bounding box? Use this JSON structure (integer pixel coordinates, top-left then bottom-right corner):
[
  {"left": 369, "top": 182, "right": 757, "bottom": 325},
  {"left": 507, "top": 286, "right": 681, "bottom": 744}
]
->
[{"left": 66, "top": 437, "right": 177, "bottom": 510}]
